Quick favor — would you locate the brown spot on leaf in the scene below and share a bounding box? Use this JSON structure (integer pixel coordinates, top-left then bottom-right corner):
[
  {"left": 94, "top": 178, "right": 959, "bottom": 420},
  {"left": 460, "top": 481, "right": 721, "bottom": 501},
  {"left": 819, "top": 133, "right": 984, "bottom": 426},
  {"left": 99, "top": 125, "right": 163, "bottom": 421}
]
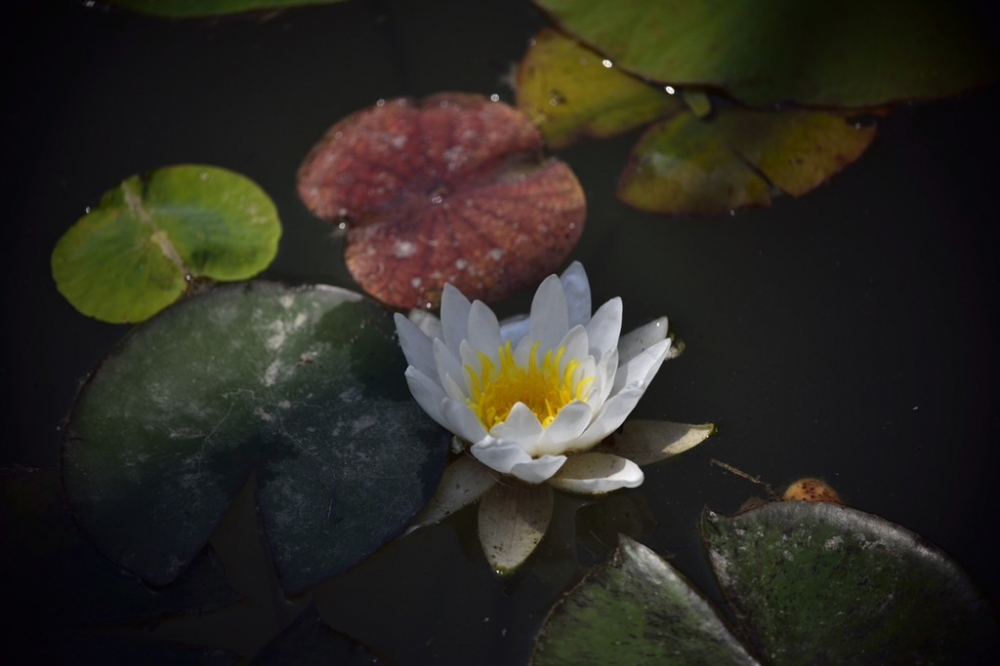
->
[{"left": 298, "top": 93, "right": 586, "bottom": 309}]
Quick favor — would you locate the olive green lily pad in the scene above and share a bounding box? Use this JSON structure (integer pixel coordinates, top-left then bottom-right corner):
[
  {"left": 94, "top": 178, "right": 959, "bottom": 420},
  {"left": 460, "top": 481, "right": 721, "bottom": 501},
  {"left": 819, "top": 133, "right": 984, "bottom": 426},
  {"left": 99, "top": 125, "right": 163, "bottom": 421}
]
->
[
  {"left": 52, "top": 165, "right": 281, "bottom": 323},
  {"left": 532, "top": 535, "right": 758, "bottom": 665},
  {"left": 702, "top": 502, "right": 998, "bottom": 664},
  {"left": 516, "top": 29, "right": 683, "bottom": 150},
  {"left": 535, "top": 0, "right": 999, "bottom": 107},
  {"left": 0, "top": 467, "right": 237, "bottom": 630},
  {"left": 106, "top": 0, "right": 345, "bottom": 18},
  {"left": 62, "top": 281, "right": 449, "bottom": 595},
  {"left": 618, "top": 107, "right": 876, "bottom": 215}
]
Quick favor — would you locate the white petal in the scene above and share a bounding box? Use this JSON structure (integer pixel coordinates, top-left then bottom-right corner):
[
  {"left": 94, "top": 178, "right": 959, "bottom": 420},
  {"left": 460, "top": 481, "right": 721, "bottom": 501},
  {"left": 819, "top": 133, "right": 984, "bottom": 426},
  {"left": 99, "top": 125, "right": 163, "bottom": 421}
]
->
[
  {"left": 467, "top": 300, "right": 502, "bottom": 356},
  {"left": 498, "top": 314, "right": 530, "bottom": 345},
  {"left": 441, "top": 397, "right": 489, "bottom": 444},
  {"left": 612, "top": 338, "right": 670, "bottom": 394},
  {"left": 404, "top": 367, "right": 449, "bottom": 429},
  {"left": 470, "top": 439, "right": 566, "bottom": 483},
  {"left": 572, "top": 387, "right": 645, "bottom": 450},
  {"left": 529, "top": 273, "right": 569, "bottom": 352},
  {"left": 394, "top": 313, "right": 436, "bottom": 380},
  {"left": 560, "top": 261, "right": 591, "bottom": 328},
  {"left": 556, "top": 325, "right": 590, "bottom": 373},
  {"left": 440, "top": 283, "right": 472, "bottom": 358},
  {"left": 407, "top": 308, "right": 443, "bottom": 340},
  {"left": 589, "top": 346, "right": 619, "bottom": 409},
  {"left": 508, "top": 455, "right": 568, "bottom": 483},
  {"left": 600, "top": 420, "right": 715, "bottom": 466},
  {"left": 433, "top": 338, "right": 465, "bottom": 397},
  {"left": 618, "top": 316, "right": 669, "bottom": 366},
  {"left": 490, "top": 402, "right": 543, "bottom": 456},
  {"left": 478, "top": 483, "right": 553, "bottom": 574},
  {"left": 548, "top": 453, "right": 644, "bottom": 495},
  {"left": 406, "top": 455, "right": 497, "bottom": 533},
  {"left": 535, "top": 401, "right": 593, "bottom": 456},
  {"left": 586, "top": 297, "right": 623, "bottom": 360}
]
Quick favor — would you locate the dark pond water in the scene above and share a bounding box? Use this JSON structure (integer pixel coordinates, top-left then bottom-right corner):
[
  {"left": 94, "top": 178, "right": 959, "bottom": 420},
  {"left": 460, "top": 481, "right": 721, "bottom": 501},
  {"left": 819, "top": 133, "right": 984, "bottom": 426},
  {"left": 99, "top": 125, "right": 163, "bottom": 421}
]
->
[{"left": 3, "top": 1, "right": 999, "bottom": 662}]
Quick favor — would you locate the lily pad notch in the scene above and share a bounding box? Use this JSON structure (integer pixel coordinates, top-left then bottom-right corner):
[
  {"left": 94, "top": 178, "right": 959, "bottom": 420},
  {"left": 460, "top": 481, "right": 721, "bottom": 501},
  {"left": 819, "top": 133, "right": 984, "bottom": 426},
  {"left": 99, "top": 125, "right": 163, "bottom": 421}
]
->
[
  {"left": 297, "top": 93, "right": 586, "bottom": 309},
  {"left": 52, "top": 165, "right": 282, "bottom": 323},
  {"left": 61, "top": 281, "right": 449, "bottom": 595}
]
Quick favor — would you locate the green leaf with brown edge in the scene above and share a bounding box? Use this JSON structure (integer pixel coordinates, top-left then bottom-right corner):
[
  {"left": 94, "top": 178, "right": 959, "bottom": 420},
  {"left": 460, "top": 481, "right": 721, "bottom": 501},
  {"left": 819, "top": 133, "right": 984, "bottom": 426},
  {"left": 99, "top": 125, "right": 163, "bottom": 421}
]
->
[
  {"left": 532, "top": 535, "right": 758, "bottom": 665},
  {"left": 702, "top": 502, "right": 999, "bottom": 664},
  {"left": 106, "top": 0, "right": 345, "bottom": 18},
  {"left": 534, "top": 0, "right": 999, "bottom": 108},
  {"left": 516, "top": 29, "right": 683, "bottom": 150},
  {"left": 618, "top": 107, "right": 876, "bottom": 216},
  {"left": 52, "top": 165, "right": 281, "bottom": 324}
]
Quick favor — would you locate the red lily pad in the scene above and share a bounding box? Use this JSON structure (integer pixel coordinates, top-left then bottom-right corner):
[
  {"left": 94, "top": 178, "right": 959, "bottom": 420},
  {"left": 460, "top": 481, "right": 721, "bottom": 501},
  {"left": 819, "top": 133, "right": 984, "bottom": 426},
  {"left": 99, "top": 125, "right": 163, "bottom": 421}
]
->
[{"left": 297, "top": 93, "right": 586, "bottom": 309}]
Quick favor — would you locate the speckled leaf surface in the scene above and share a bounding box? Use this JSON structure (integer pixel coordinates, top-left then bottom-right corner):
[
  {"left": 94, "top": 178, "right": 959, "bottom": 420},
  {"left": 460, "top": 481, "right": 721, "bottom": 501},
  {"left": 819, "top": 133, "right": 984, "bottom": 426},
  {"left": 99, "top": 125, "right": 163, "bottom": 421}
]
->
[
  {"left": 297, "top": 93, "right": 585, "bottom": 309},
  {"left": 516, "top": 29, "right": 683, "bottom": 150},
  {"left": 0, "top": 468, "right": 237, "bottom": 632},
  {"left": 618, "top": 107, "right": 876, "bottom": 216},
  {"left": 106, "top": 0, "right": 344, "bottom": 18},
  {"left": 532, "top": 536, "right": 758, "bottom": 665},
  {"left": 534, "top": 0, "right": 998, "bottom": 107},
  {"left": 701, "top": 502, "right": 999, "bottom": 664},
  {"left": 62, "top": 282, "right": 449, "bottom": 595},
  {"left": 51, "top": 165, "right": 281, "bottom": 323}
]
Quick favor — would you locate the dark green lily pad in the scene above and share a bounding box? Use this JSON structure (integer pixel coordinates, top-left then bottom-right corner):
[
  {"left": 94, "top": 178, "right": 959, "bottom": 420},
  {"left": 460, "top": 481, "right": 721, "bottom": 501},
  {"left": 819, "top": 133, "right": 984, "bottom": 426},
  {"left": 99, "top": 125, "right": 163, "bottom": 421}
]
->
[
  {"left": 252, "top": 607, "right": 381, "bottom": 665},
  {"left": 618, "top": 107, "right": 876, "bottom": 216},
  {"left": 105, "top": 0, "right": 345, "bottom": 18},
  {"left": 532, "top": 536, "right": 758, "bottom": 665},
  {"left": 516, "top": 29, "right": 682, "bottom": 150},
  {"left": 0, "top": 467, "right": 237, "bottom": 630},
  {"left": 535, "top": 0, "right": 999, "bottom": 107},
  {"left": 52, "top": 165, "right": 281, "bottom": 323},
  {"left": 62, "top": 282, "right": 449, "bottom": 595},
  {"left": 701, "top": 502, "right": 998, "bottom": 664}
]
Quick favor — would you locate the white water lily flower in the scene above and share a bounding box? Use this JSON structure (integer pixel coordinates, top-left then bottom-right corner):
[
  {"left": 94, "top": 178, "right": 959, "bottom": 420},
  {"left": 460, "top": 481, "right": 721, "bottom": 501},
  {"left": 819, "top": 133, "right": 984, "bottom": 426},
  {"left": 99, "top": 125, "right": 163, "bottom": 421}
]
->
[{"left": 395, "top": 262, "right": 712, "bottom": 572}]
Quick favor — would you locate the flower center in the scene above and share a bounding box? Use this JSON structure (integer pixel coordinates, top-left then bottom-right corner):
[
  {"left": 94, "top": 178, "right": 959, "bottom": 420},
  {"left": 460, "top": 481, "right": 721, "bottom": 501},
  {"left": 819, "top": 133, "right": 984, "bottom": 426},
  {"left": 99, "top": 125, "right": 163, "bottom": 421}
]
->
[{"left": 465, "top": 340, "right": 592, "bottom": 430}]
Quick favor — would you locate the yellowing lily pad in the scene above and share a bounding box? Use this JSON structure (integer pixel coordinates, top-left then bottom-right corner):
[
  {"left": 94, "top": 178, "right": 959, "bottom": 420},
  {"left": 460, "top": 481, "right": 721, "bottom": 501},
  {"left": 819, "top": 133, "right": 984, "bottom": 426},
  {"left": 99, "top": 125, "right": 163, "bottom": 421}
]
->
[
  {"left": 51, "top": 165, "right": 281, "bottom": 323},
  {"left": 618, "top": 107, "right": 877, "bottom": 216},
  {"left": 105, "top": 0, "right": 344, "bottom": 17},
  {"left": 535, "top": 0, "right": 999, "bottom": 107},
  {"left": 516, "top": 29, "right": 683, "bottom": 150}
]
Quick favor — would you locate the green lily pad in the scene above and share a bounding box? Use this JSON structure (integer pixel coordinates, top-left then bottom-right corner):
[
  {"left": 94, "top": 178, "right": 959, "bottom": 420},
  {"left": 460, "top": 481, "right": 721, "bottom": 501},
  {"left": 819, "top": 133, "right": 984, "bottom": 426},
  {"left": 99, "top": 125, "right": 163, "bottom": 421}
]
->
[
  {"left": 618, "top": 107, "right": 876, "bottom": 216},
  {"left": 251, "top": 607, "right": 381, "bottom": 665},
  {"left": 52, "top": 165, "right": 281, "bottom": 323},
  {"left": 106, "top": 0, "right": 345, "bottom": 18},
  {"left": 532, "top": 536, "right": 758, "bottom": 665},
  {"left": 516, "top": 29, "right": 683, "bottom": 150},
  {"left": 535, "top": 0, "right": 999, "bottom": 107},
  {"left": 0, "top": 467, "right": 237, "bottom": 631},
  {"left": 62, "top": 281, "right": 449, "bottom": 595},
  {"left": 702, "top": 502, "right": 999, "bottom": 664}
]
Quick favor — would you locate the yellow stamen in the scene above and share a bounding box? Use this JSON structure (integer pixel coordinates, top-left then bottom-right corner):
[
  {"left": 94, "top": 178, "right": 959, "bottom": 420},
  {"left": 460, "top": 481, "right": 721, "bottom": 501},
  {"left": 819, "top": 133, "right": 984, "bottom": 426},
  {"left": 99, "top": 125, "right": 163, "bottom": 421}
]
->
[{"left": 465, "top": 340, "right": 592, "bottom": 430}]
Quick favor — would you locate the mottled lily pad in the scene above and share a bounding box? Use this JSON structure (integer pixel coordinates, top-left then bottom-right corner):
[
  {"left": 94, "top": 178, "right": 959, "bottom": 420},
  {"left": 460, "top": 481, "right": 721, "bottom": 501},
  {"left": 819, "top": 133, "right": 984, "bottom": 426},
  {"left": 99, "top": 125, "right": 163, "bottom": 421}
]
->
[
  {"left": 0, "top": 467, "right": 237, "bottom": 631},
  {"left": 105, "top": 0, "right": 344, "bottom": 17},
  {"left": 297, "top": 93, "right": 586, "bottom": 309},
  {"left": 62, "top": 281, "right": 449, "bottom": 595},
  {"left": 532, "top": 536, "right": 757, "bottom": 665},
  {"left": 702, "top": 502, "right": 998, "bottom": 664},
  {"left": 516, "top": 29, "right": 683, "bottom": 149},
  {"left": 618, "top": 107, "right": 876, "bottom": 215},
  {"left": 535, "top": 0, "right": 999, "bottom": 107},
  {"left": 52, "top": 165, "right": 281, "bottom": 323}
]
